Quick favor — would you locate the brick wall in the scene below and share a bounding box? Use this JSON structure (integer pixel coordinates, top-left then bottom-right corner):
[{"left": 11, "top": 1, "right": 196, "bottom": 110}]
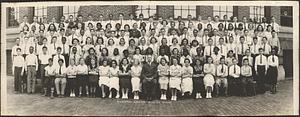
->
[
  {"left": 196, "top": 6, "right": 213, "bottom": 20},
  {"left": 157, "top": 6, "right": 174, "bottom": 19},
  {"left": 47, "top": 6, "right": 63, "bottom": 22},
  {"left": 237, "top": 6, "right": 250, "bottom": 21},
  {"left": 78, "top": 5, "right": 137, "bottom": 21},
  {"left": 270, "top": 6, "right": 281, "bottom": 24}
]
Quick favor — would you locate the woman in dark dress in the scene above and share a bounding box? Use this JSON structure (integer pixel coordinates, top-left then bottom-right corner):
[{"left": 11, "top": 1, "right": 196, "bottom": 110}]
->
[
  {"left": 88, "top": 58, "right": 99, "bottom": 98},
  {"left": 119, "top": 58, "right": 132, "bottom": 99},
  {"left": 192, "top": 59, "right": 205, "bottom": 99}
]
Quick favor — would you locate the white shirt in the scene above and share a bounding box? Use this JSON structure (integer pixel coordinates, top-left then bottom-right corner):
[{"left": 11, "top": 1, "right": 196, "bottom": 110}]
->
[
  {"left": 45, "top": 65, "right": 56, "bottom": 76},
  {"left": 217, "top": 44, "right": 228, "bottom": 57},
  {"left": 131, "top": 65, "right": 142, "bottom": 77},
  {"left": 204, "top": 63, "right": 215, "bottom": 76},
  {"left": 66, "top": 65, "right": 78, "bottom": 77},
  {"left": 39, "top": 53, "right": 52, "bottom": 65},
  {"left": 55, "top": 65, "right": 67, "bottom": 75},
  {"left": 250, "top": 43, "right": 261, "bottom": 55},
  {"left": 76, "top": 64, "right": 88, "bottom": 75},
  {"left": 13, "top": 55, "right": 25, "bottom": 67},
  {"left": 255, "top": 54, "right": 268, "bottom": 71},
  {"left": 267, "top": 55, "right": 279, "bottom": 67},
  {"left": 216, "top": 64, "right": 228, "bottom": 77},
  {"left": 229, "top": 65, "right": 240, "bottom": 78},
  {"left": 25, "top": 54, "right": 38, "bottom": 66},
  {"left": 99, "top": 66, "right": 110, "bottom": 77},
  {"left": 204, "top": 45, "right": 215, "bottom": 57},
  {"left": 53, "top": 54, "right": 66, "bottom": 67}
]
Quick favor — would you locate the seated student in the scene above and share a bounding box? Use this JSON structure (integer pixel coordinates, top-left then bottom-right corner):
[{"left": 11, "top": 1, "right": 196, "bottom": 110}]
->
[
  {"left": 255, "top": 48, "right": 268, "bottom": 94},
  {"left": 76, "top": 58, "right": 89, "bottom": 97},
  {"left": 54, "top": 59, "right": 67, "bottom": 97},
  {"left": 180, "top": 48, "right": 193, "bottom": 65},
  {"left": 158, "top": 58, "right": 170, "bottom": 100},
  {"left": 157, "top": 47, "right": 170, "bottom": 64},
  {"left": 119, "top": 58, "right": 132, "bottom": 99},
  {"left": 211, "top": 47, "right": 222, "bottom": 65},
  {"left": 192, "top": 59, "right": 205, "bottom": 99},
  {"left": 241, "top": 58, "right": 255, "bottom": 96},
  {"left": 13, "top": 48, "right": 25, "bottom": 93},
  {"left": 215, "top": 57, "right": 229, "bottom": 97},
  {"left": 88, "top": 58, "right": 99, "bottom": 98},
  {"left": 66, "top": 59, "right": 77, "bottom": 97},
  {"left": 131, "top": 59, "right": 142, "bottom": 100},
  {"left": 203, "top": 56, "right": 216, "bottom": 99},
  {"left": 267, "top": 48, "right": 279, "bottom": 94},
  {"left": 109, "top": 60, "right": 120, "bottom": 98},
  {"left": 169, "top": 58, "right": 182, "bottom": 101},
  {"left": 242, "top": 49, "right": 254, "bottom": 67},
  {"left": 44, "top": 58, "right": 56, "bottom": 98},
  {"left": 228, "top": 58, "right": 241, "bottom": 96},
  {"left": 53, "top": 47, "right": 66, "bottom": 67},
  {"left": 111, "top": 48, "right": 121, "bottom": 65},
  {"left": 181, "top": 58, "right": 194, "bottom": 98},
  {"left": 98, "top": 59, "right": 110, "bottom": 98},
  {"left": 133, "top": 47, "right": 145, "bottom": 65}
]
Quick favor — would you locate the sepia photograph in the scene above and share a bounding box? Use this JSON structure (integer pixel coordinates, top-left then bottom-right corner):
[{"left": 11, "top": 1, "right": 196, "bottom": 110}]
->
[{"left": 1, "top": 1, "right": 299, "bottom": 116}]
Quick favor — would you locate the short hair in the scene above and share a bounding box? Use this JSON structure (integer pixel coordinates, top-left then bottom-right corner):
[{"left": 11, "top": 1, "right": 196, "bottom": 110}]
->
[
  {"left": 58, "top": 59, "right": 64, "bottom": 63},
  {"left": 42, "top": 46, "right": 48, "bottom": 50},
  {"left": 16, "top": 48, "right": 22, "bottom": 51},
  {"left": 48, "top": 58, "right": 53, "bottom": 62}
]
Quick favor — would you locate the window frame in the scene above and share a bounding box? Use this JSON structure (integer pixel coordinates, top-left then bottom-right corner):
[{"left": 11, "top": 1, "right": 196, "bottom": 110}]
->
[
  {"left": 135, "top": 5, "right": 157, "bottom": 19},
  {"left": 173, "top": 5, "right": 197, "bottom": 19},
  {"left": 249, "top": 6, "right": 265, "bottom": 22},
  {"left": 212, "top": 6, "right": 234, "bottom": 20}
]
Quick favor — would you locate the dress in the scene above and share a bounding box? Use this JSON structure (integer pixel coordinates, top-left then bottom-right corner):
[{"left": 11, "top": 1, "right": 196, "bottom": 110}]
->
[
  {"left": 131, "top": 65, "right": 142, "bottom": 92},
  {"left": 119, "top": 65, "right": 132, "bottom": 89},
  {"left": 158, "top": 64, "right": 170, "bottom": 90},
  {"left": 98, "top": 66, "right": 110, "bottom": 86},
  {"left": 169, "top": 65, "right": 182, "bottom": 90},
  {"left": 203, "top": 63, "right": 216, "bottom": 90},
  {"left": 109, "top": 67, "right": 120, "bottom": 91},
  {"left": 181, "top": 66, "right": 193, "bottom": 93}
]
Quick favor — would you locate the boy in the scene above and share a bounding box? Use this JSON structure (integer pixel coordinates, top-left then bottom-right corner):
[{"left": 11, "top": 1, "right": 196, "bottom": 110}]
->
[
  {"left": 13, "top": 48, "right": 25, "bottom": 93},
  {"left": 44, "top": 58, "right": 56, "bottom": 98},
  {"left": 241, "top": 59, "right": 255, "bottom": 96},
  {"left": 255, "top": 48, "right": 268, "bottom": 94},
  {"left": 267, "top": 48, "right": 279, "bottom": 94},
  {"left": 25, "top": 46, "right": 39, "bottom": 94},
  {"left": 55, "top": 59, "right": 67, "bottom": 97},
  {"left": 228, "top": 58, "right": 241, "bottom": 96},
  {"left": 215, "top": 57, "right": 228, "bottom": 97},
  {"left": 39, "top": 46, "right": 52, "bottom": 95},
  {"left": 237, "top": 36, "right": 248, "bottom": 66}
]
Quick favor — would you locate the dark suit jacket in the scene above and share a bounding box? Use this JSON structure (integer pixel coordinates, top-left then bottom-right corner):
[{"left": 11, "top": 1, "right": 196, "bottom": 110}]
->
[{"left": 141, "top": 62, "right": 158, "bottom": 80}]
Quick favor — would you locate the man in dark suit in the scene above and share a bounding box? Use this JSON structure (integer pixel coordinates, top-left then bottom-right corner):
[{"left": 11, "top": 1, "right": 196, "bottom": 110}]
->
[{"left": 141, "top": 55, "right": 158, "bottom": 101}]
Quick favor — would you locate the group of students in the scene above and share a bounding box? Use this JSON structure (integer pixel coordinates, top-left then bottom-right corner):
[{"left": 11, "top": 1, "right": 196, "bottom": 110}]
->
[{"left": 12, "top": 12, "right": 280, "bottom": 101}]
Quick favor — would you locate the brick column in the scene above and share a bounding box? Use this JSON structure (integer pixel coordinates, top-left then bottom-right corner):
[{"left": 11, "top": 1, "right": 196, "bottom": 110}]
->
[
  {"left": 196, "top": 6, "right": 213, "bottom": 20},
  {"left": 157, "top": 6, "right": 174, "bottom": 19},
  {"left": 19, "top": 7, "right": 34, "bottom": 23},
  {"left": 237, "top": 6, "right": 250, "bottom": 21},
  {"left": 47, "top": 6, "right": 63, "bottom": 22},
  {"left": 270, "top": 6, "right": 281, "bottom": 24}
]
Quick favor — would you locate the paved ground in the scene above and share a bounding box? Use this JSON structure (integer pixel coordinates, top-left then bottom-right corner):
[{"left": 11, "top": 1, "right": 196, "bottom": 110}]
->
[{"left": 3, "top": 76, "right": 295, "bottom": 116}]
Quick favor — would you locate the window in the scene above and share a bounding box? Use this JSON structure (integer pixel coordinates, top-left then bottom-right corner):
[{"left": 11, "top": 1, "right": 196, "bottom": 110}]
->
[
  {"left": 280, "top": 6, "right": 292, "bottom": 27},
  {"left": 135, "top": 5, "right": 157, "bottom": 19},
  {"left": 213, "top": 6, "right": 233, "bottom": 19},
  {"left": 34, "top": 6, "right": 47, "bottom": 22},
  {"left": 249, "top": 6, "right": 265, "bottom": 21},
  {"left": 63, "top": 6, "right": 80, "bottom": 18},
  {"left": 174, "top": 5, "right": 196, "bottom": 19},
  {"left": 7, "top": 7, "right": 20, "bottom": 27}
]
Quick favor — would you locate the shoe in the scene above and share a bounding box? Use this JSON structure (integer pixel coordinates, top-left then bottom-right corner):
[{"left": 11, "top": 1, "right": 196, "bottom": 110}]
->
[
  {"left": 162, "top": 95, "right": 166, "bottom": 100},
  {"left": 174, "top": 96, "right": 177, "bottom": 101},
  {"left": 160, "top": 95, "right": 163, "bottom": 100},
  {"left": 116, "top": 94, "right": 120, "bottom": 98},
  {"left": 136, "top": 96, "right": 139, "bottom": 100},
  {"left": 199, "top": 94, "right": 202, "bottom": 99}
]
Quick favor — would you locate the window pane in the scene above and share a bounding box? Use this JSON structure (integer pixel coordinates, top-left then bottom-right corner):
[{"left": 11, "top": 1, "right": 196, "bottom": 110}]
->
[
  {"left": 174, "top": 5, "right": 196, "bottom": 19},
  {"left": 249, "top": 6, "right": 265, "bottom": 20},
  {"left": 213, "top": 6, "right": 233, "bottom": 19},
  {"left": 63, "top": 6, "right": 80, "bottom": 18},
  {"left": 135, "top": 5, "right": 156, "bottom": 18}
]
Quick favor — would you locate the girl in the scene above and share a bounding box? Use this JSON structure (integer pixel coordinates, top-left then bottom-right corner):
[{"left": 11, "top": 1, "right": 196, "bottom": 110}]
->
[
  {"left": 203, "top": 57, "right": 216, "bottom": 98},
  {"left": 169, "top": 58, "right": 182, "bottom": 101},
  {"left": 133, "top": 47, "right": 145, "bottom": 65},
  {"left": 148, "top": 37, "right": 159, "bottom": 56},
  {"left": 111, "top": 48, "right": 121, "bottom": 64},
  {"left": 98, "top": 59, "right": 111, "bottom": 98},
  {"left": 131, "top": 59, "right": 142, "bottom": 99},
  {"left": 106, "top": 38, "right": 115, "bottom": 58},
  {"left": 95, "top": 37, "right": 105, "bottom": 56},
  {"left": 158, "top": 58, "right": 170, "bottom": 100},
  {"left": 193, "top": 46, "right": 205, "bottom": 64},
  {"left": 170, "top": 48, "right": 181, "bottom": 65},
  {"left": 77, "top": 58, "right": 89, "bottom": 97},
  {"left": 99, "top": 48, "right": 110, "bottom": 66},
  {"left": 119, "top": 58, "right": 132, "bottom": 99},
  {"left": 128, "top": 39, "right": 137, "bottom": 56},
  {"left": 88, "top": 58, "right": 99, "bottom": 98},
  {"left": 109, "top": 60, "right": 120, "bottom": 98},
  {"left": 192, "top": 59, "right": 205, "bottom": 99},
  {"left": 83, "top": 37, "right": 95, "bottom": 58},
  {"left": 66, "top": 59, "right": 77, "bottom": 97},
  {"left": 181, "top": 59, "right": 194, "bottom": 98},
  {"left": 170, "top": 38, "right": 181, "bottom": 53},
  {"left": 226, "top": 50, "right": 236, "bottom": 67}
]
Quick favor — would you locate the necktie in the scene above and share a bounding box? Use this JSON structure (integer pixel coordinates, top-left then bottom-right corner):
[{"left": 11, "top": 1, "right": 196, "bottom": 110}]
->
[
  {"left": 244, "top": 23, "right": 246, "bottom": 30},
  {"left": 54, "top": 43, "right": 56, "bottom": 50},
  {"left": 210, "top": 46, "right": 212, "bottom": 56},
  {"left": 221, "top": 65, "right": 224, "bottom": 73},
  {"left": 263, "top": 44, "right": 266, "bottom": 52},
  {"left": 241, "top": 44, "right": 244, "bottom": 55},
  {"left": 235, "top": 23, "right": 237, "bottom": 29},
  {"left": 260, "top": 55, "right": 262, "bottom": 64},
  {"left": 234, "top": 65, "right": 236, "bottom": 74},
  {"left": 63, "top": 44, "right": 65, "bottom": 54},
  {"left": 224, "top": 22, "right": 227, "bottom": 30},
  {"left": 254, "top": 44, "right": 257, "bottom": 54},
  {"left": 59, "top": 66, "right": 62, "bottom": 74},
  {"left": 272, "top": 55, "right": 275, "bottom": 62},
  {"left": 74, "top": 55, "right": 76, "bottom": 64},
  {"left": 121, "top": 20, "right": 123, "bottom": 26},
  {"left": 221, "top": 45, "right": 223, "bottom": 54}
]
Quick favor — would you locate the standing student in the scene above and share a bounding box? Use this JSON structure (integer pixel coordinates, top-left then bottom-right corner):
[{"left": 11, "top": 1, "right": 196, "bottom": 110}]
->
[
  {"left": 108, "top": 60, "right": 120, "bottom": 98},
  {"left": 158, "top": 58, "right": 170, "bottom": 100},
  {"left": 255, "top": 48, "right": 268, "bottom": 94},
  {"left": 215, "top": 57, "right": 229, "bottom": 97},
  {"left": 76, "top": 58, "right": 89, "bottom": 97},
  {"left": 44, "top": 58, "right": 56, "bottom": 98},
  {"left": 237, "top": 36, "right": 248, "bottom": 66},
  {"left": 203, "top": 57, "right": 215, "bottom": 98},
  {"left": 192, "top": 59, "right": 205, "bottom": 99},
  {"left": 88, "top": 58, "right": 99, "bottom": 98},
  {"left": 55, "top": 59, "right": 67, "bottom": 97},
  {"left": 240, "top": 58, "right": 255, "bottom": 96},
  {"left": 25, "top": 46, "right": 38, "bottom": 94},
  {"left": 66, "top": 59, "right": 77, "bottom": 97},
  {"left": 228, "top": 58, "right": 241, "bottom": 96},
  {"left": 13, "top": 48, "right": 25, "bottom": 93},
  {"left": 181, "top": 59, "right": 194, "bottom": 98},
  {"left": 267, "top": 49, "right": 279, "bottom": 94},
  {"left": 131, "top": 59, "right": 142, "bottom": 100},
  {"left": 98, "top": 59, "right": 110, "bottom": 98},
  {"left": 53, "top": 47, "right": 66, "bottom": 67},
  {"left": 119, "top": 58, "right": 132, "bottom": 99},
  {"left": 169, "top": 58, "right": 182, "bottom": 101},
  {"left": 39, "top": 46, "right": 52, "bottom": 95},
  {"left": 204, "top": 38, "right": 215, "bottom": 58}
]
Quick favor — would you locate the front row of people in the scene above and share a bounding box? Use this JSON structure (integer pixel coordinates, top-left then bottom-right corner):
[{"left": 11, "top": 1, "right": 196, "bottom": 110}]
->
[{"left": 13, "top": 47, "right": 279, "bottom": 101}]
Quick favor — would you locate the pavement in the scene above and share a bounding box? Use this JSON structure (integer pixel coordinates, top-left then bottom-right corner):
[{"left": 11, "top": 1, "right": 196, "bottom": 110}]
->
[{"left": 2, "top": 76, "right": 296, "bottom": 116}]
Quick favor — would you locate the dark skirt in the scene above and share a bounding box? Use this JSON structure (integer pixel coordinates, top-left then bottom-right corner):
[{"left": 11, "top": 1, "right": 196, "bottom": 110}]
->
[
  {"left": 192, "top": 77, "right": 204, "bottom": 92},
  {"left": 45, "top": 76, "right": 55, "bottom": 88},
  {"left": 77, "top": 74, "right": 88, "bottom": 87},
  {"left": 89, "top": 75, "right": 99, "bottom": 87},
  {"left": 119, "top": 76, "right": 132, "bottom": 89},
  {"left": 267, "top": 66, "right": 278, "bottom": 85}
]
